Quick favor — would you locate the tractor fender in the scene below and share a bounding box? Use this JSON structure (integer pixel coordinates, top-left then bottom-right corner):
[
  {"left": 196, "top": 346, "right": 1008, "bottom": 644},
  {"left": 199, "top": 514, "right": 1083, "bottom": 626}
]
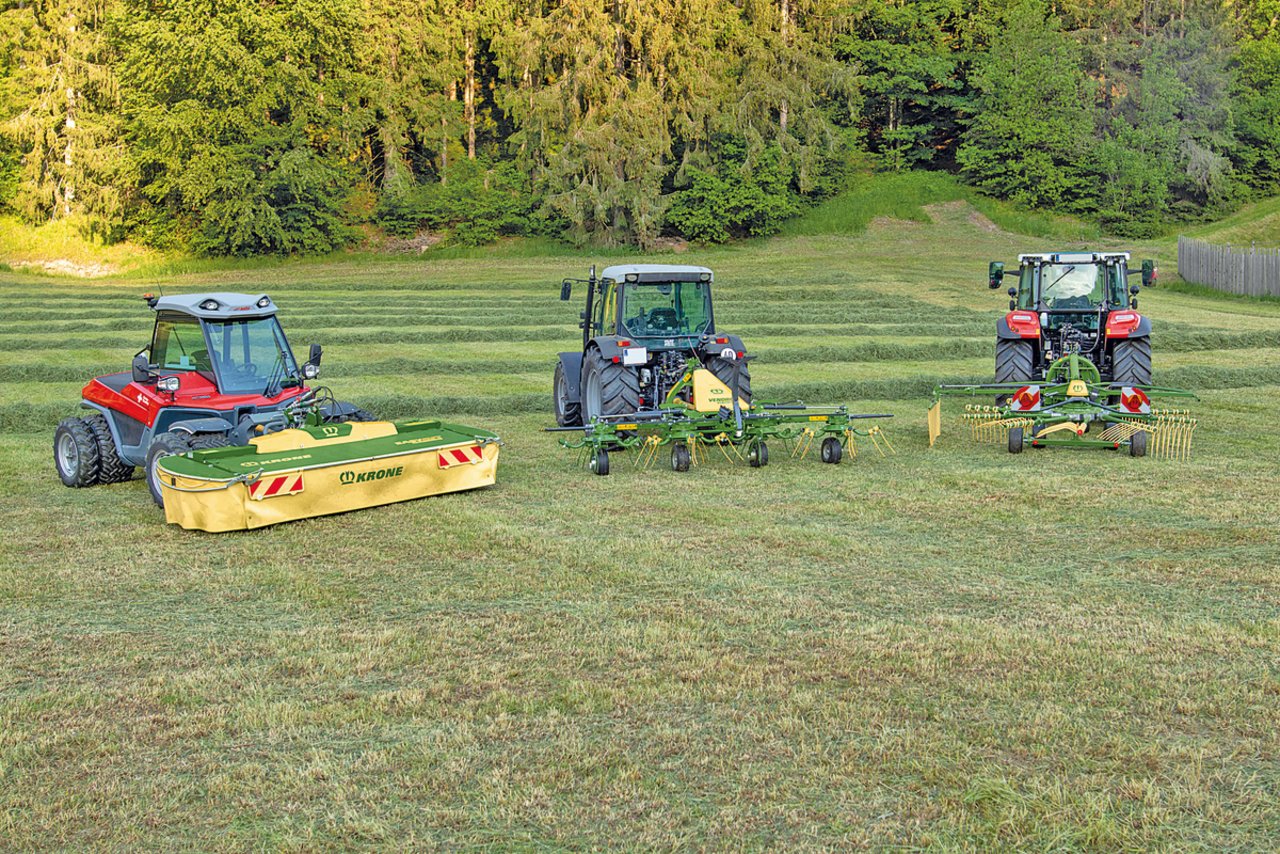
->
[
  {"left": 587, "top": 336, "right": 627, "bottom": 361},
  {"left": 698, "top": 332, "right": 746, "bottom": 359},
  {"left": 167, "top": 416, "right": 234, "bottom": 436},
  {"left": 80, "top": 401, "right": 150, "bottom": 467},
  {"left": 997, "top": 315, "right": 1042, "bottom": 340},
  {"left": 1105, "top": 314, "right": 1151, "bottom": 339},
  {"left": 556, "top": 351, "right": 584, "bottom": 402}
]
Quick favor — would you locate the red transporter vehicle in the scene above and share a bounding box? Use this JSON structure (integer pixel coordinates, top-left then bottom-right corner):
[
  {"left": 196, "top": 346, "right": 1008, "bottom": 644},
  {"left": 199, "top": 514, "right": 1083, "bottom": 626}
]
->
[{"left": 53, "top": 292, "right": 371, "bottom": 506}]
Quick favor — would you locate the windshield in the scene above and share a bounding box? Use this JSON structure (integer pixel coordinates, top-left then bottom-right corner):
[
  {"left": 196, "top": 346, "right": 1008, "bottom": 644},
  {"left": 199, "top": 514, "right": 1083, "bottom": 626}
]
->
[
  {"left": 1039, "top": 263, "right": 1104, "bottom": 309},
  {"left": 206, "top": 317, "right": 298, "bottom": 394},
  {"left": 620, "top": 280, "right": 712, "bottom": 338}
]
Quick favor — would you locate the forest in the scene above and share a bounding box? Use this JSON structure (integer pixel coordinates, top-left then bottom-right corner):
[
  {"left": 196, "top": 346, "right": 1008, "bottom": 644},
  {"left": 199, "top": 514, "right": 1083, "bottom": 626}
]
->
[{"left": 1, "top": 0, "right": 1278, "bottom": 254}]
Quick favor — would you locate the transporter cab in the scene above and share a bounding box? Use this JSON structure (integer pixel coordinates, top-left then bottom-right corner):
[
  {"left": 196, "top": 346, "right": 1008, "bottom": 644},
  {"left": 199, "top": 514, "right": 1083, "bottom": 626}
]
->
[{"left": 54, "top": 292, "right": 370, "bottom": 506}]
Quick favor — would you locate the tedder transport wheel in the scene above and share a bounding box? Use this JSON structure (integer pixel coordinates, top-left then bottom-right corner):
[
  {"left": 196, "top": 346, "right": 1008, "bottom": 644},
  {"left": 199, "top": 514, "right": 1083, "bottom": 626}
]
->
[
  {"left": 995, "top": 339, "right": 1034, "bottom": 405},
  {"left": 1008, "top": 427, "right": 1025, "bottom": 454},
  {"left": 748, "top": 441, "right": 769, "bottom": 468},
  {"left": 553, "top": 361, "right": 582, "bottom": 427},
  {"left": 671, "top": 443, "right": 691, "bottom": 472},
  {"left": 145, "top": 431, "right": 193, "bottom": 507},
  {"left": 54, "top": 417, "right": 101, "bottom": 488},
  {"left": 85, "top": 413, "right": 134, "bottom": 484},
  {"left": 1129, "top": 430, "right": 1148, "bottom": 458},
  {"left": 1111, "top": 337, "right": 1152, "bottom": 386},
  {"left": 590, "top": 449, "right": 610, "bottom": 476},
  {"left": 706, "top": 356, "right": 752, "bottom": 407},
  {"left": 821, "top": 437, "right": 843, "bottom": 464},
  {"left": 582, "top": 347, "right": 640, "bottom": 423}
]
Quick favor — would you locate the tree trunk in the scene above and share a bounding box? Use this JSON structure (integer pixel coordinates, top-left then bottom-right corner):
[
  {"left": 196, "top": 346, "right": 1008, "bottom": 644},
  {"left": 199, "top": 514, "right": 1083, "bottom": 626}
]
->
[
  {"left": 464, "top": 31, "right": 476, "bottom": 160},
  {"left": 779, "top": 0, "right": 790, "bottom": 134}
]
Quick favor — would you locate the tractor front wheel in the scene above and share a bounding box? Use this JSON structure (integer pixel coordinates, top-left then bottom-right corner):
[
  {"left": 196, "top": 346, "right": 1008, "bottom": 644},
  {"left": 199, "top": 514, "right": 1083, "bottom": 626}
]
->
[
  {"left": 995, "top": 339, "right": 1035, "bottom": 405},
  {"left": 582, "top": 347, "right": 640, "bottom": 423},
  {"left": 553, "top": 361, "right": 582, "bottom": 427},
  {"left": 145, "top": 431, "right": 193, "bottom": 507},
  {"left": 820, "top": 437, "right": 843, "bottom": 464},
  {"left": 54, "top": 417, "right": 101, "bottom": 487}
]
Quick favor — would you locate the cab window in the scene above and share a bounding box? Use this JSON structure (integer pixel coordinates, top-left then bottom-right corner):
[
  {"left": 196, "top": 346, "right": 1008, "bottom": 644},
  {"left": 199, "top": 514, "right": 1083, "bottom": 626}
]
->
[{"left": 152, "top": 315, "right": 212, "bottom": 377}]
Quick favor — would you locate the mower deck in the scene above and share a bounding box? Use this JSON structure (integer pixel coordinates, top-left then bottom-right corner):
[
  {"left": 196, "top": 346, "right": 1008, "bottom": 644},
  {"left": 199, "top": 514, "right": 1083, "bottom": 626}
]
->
[{"left": 155, "top": 419, "right": 500, "bottom": 531}]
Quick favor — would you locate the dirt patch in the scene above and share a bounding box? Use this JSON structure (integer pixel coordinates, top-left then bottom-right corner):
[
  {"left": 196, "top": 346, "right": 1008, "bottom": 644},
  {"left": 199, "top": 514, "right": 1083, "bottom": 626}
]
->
[
  {"left": 649, "top": 236, "right": 689, "bottom": 253},
  {"left": 10, "top": 259, "right": 118, "bottom": 278},
  {"left": 924, "top": 200, "right": 1001, "bottom": 233},
  {"left": 869, "top": 216, "right": 921, "bottom": 230},
  {"left": 379, "top": 231, "right": 443, "bottom": 254}
]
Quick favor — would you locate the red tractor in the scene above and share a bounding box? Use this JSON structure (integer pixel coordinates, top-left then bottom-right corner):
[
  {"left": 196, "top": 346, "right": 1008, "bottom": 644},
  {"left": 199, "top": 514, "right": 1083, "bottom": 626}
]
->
[{"left": 54, "top": 292, "right": 371, "bottom": 506}]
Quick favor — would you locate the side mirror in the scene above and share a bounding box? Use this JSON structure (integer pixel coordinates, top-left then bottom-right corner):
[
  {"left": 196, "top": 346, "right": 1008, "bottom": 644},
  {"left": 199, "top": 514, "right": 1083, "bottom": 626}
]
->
[
  {"left": 132, "top": 354, "right": 153, "bottom": 384},
  {"left": 1141, "top": 260, "right": 1156, "bottom": 287},
  {"left": 988, "top": 261, "right": 1004, "bottom": 289},
  {"left": 560, "top": 280, "right": 573, "bottom": 301},
  {"left": 308, "top": 343, "right": 323, "bottom": 366}
]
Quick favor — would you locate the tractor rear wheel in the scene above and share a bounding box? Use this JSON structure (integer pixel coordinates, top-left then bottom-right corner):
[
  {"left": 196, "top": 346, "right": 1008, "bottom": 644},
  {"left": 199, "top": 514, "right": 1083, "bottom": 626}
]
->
[
  {"left": 85, "top": 413, "right": 134, "bottom": 484},
  {"left": 706, "top": 356, "right": 752, "bottom": 407},
  {"left": 54, "top": 417, "right": 101, "bottom": 487},
  {"left": 1129, "top": 430, "right": 1148, "bottom": 457},
  {"left": 553, "top": 361, "right": 581, "bottom": 427},
  {"left": 145, "top": 431, "right": 192, "bottom": 507},
  {"left": 1111, "top": 337, "right": 1152, "bottom": 386},
  {"left": 582, "top": 347, "right": 640, "bottom": 423},
  {"left": 995, "top": 339, "right": 1034, "bottom": 405}
]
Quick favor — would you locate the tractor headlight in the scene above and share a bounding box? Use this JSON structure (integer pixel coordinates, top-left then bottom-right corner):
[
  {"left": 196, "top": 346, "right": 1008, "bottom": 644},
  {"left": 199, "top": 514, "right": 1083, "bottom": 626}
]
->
[
  {"left": 200, "top": 299, "right": 220, "bottom": 311},
  {"left": 303, "top": 364, "right": 319, "bottom": 380},
  {"left": 257, "top": 296, "right": 271, "bottom": 308},
  {"left": 158, "top": 376, "right": 181, "bottom": 393}
]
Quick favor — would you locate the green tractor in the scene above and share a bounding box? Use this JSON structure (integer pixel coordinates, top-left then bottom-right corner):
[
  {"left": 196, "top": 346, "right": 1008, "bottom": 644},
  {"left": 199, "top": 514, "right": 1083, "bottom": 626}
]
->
[
  {"left": 553, "top": 265, "right": 751, "bottom": 426},
  {"left": 988, "top": 252, "right": 1158, "bottom": 392}
]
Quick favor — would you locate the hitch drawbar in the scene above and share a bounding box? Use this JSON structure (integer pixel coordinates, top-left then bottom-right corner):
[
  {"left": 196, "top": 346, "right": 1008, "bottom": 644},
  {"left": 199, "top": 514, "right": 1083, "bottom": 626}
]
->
[{"left": 548, "top": 404, "right": 894, "bottom": 476}]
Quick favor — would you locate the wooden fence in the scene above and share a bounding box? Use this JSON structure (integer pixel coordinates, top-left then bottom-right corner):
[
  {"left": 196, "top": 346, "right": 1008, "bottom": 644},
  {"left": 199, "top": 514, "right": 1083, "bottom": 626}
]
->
[{"left": 1177, "top": 236, "right": 1280, "bottom": 297}]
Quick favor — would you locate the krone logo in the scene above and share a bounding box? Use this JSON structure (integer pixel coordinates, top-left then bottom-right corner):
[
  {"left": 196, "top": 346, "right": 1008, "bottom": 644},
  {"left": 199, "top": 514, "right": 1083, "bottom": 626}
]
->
[{"left": 339, "top": 466, "right": 404, "bottom": 485}]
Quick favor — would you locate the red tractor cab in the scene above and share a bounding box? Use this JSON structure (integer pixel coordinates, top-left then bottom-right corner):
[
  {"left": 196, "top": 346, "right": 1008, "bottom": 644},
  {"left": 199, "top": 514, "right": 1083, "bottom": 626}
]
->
[{"left": 54, "top": 292, "right": 372, "bottom": 506}]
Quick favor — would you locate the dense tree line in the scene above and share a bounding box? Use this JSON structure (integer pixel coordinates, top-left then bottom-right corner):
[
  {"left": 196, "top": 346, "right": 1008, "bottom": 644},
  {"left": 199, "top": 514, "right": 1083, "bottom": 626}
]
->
[{"left": 1, "top": 0, "right": 1277, "bottom": 252}]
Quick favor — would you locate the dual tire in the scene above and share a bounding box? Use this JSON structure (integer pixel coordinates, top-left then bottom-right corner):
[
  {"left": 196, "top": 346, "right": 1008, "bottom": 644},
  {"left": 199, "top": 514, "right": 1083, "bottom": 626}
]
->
[{"left": 54, "top": 414, "right": 136, "bottom": 488}]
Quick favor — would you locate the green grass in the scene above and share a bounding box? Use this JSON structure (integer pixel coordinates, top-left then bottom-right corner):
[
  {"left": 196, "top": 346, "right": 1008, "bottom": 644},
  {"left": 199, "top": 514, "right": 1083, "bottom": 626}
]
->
[
  {"left": 1, "top": 208, "right": 1278, "bottom": 849},
  {"left": 1183, "top": 194, "right": 1280, "bottom": 248}
]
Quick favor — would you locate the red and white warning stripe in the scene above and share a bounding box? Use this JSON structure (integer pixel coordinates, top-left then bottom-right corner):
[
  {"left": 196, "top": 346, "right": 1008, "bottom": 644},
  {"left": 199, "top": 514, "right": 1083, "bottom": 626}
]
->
[
  {"left": 437, "top": 445, "right": 486, "bottom": 469},
  {"left": 248, "top": 472, "right": 305, "bottom": 500}
]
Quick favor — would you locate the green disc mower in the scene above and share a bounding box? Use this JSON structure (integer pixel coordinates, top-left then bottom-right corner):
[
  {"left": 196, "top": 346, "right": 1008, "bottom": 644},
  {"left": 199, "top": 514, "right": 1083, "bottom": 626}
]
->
[{"left": 928, "top": 352, "right": 1198, "bottom": 459}]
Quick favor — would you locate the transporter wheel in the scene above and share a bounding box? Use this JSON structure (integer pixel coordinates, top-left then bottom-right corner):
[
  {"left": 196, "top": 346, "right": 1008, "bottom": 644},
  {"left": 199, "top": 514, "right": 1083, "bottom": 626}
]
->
[
  {"left": 1008, "top": 427, "right": 1024, "bottom": 454},
  {"left": 1111, "top": 337, "right": 1152, "bottom": 387},
  {"left": 84, "top": 413, "right": 134, "bottom": 484},
  {"left": 748, "top": 441, "right": 769, "bottom": 468},
  {"left": 190, "top": 432, "right": 231, "bottom": 451},
  {"left": 145, "top": 431, "right": 193, "bottom": 507},
  {"left": 1129, "top": 430, "right": 1148, "bottom": 458},
  {"left": 590, "top": 448, "right": 610, "bottom": 476},
  {"left": 820, "top": 437, "right": 843, "bottom": 465},
  {"left": 553, "top": 361, "right": 582, "bottom": 427},
  {"left": 671, "top": 443, "right": 691, "bottom": 472},
  {"left": 995, "top": 339, "right": 1034, "bottom": 405},
  {"left": 54, "top": 417, "right": 101, "bottom": 488},
  {"left": 582, "top": 347, "right": 640, "bottom": 423},
  {"left": 706, "top": 356, "right": 752, "bottom": 407}
]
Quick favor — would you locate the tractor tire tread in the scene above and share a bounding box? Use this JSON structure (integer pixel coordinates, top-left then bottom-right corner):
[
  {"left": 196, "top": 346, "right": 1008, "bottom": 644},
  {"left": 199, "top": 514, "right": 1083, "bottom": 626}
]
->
[
  {"left": 85, "top": 412, "right": 133, "bottom": 483},
  {"left": 706, "top": 356, "right": 752, "bottom": 406},
  {"left": 1111, "top": 337, "right": 1152, "bottom": 386}
]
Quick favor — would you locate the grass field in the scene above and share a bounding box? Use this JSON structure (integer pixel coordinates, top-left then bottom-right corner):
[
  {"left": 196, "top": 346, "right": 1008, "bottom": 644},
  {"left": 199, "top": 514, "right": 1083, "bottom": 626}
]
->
[{"left": 2, "top": 203, "right": 1278, "bottom": 849}]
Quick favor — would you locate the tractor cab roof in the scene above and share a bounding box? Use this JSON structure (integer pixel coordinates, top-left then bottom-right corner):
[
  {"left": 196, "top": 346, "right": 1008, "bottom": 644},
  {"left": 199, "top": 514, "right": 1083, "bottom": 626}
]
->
[
  {"left": 1018, "top": 252, "right": 1130, "bottom": 265},
  {"left": 600, "top": 264, "right": 713, "bottom": 283},
  {"left": 149, "top": 292, "right": 278, "bottom": 320}
]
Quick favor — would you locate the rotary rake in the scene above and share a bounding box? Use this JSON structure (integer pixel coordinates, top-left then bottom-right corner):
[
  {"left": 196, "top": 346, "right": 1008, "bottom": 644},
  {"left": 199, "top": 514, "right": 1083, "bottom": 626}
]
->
[
  {"left": 927, "top": 352, "right": 1198, "bottom": 459},
  {"left": 549, "top": 357, "right": 894, "bottom": 475}
]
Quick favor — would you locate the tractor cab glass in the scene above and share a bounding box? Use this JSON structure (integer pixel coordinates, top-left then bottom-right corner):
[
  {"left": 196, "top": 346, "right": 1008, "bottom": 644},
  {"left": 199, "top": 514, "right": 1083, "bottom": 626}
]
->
[
  {"left": 152, "top": 315, "right": 214, "bottom": 379},
  {"left": 1039, "top": 263, "right": 1105, "bottom": 309},
  {"left": 619, "top": 280, "right": 713, "bottom": 339},
  {"left": 205, "top": 316, "right": 299, "bottom": 394}
]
